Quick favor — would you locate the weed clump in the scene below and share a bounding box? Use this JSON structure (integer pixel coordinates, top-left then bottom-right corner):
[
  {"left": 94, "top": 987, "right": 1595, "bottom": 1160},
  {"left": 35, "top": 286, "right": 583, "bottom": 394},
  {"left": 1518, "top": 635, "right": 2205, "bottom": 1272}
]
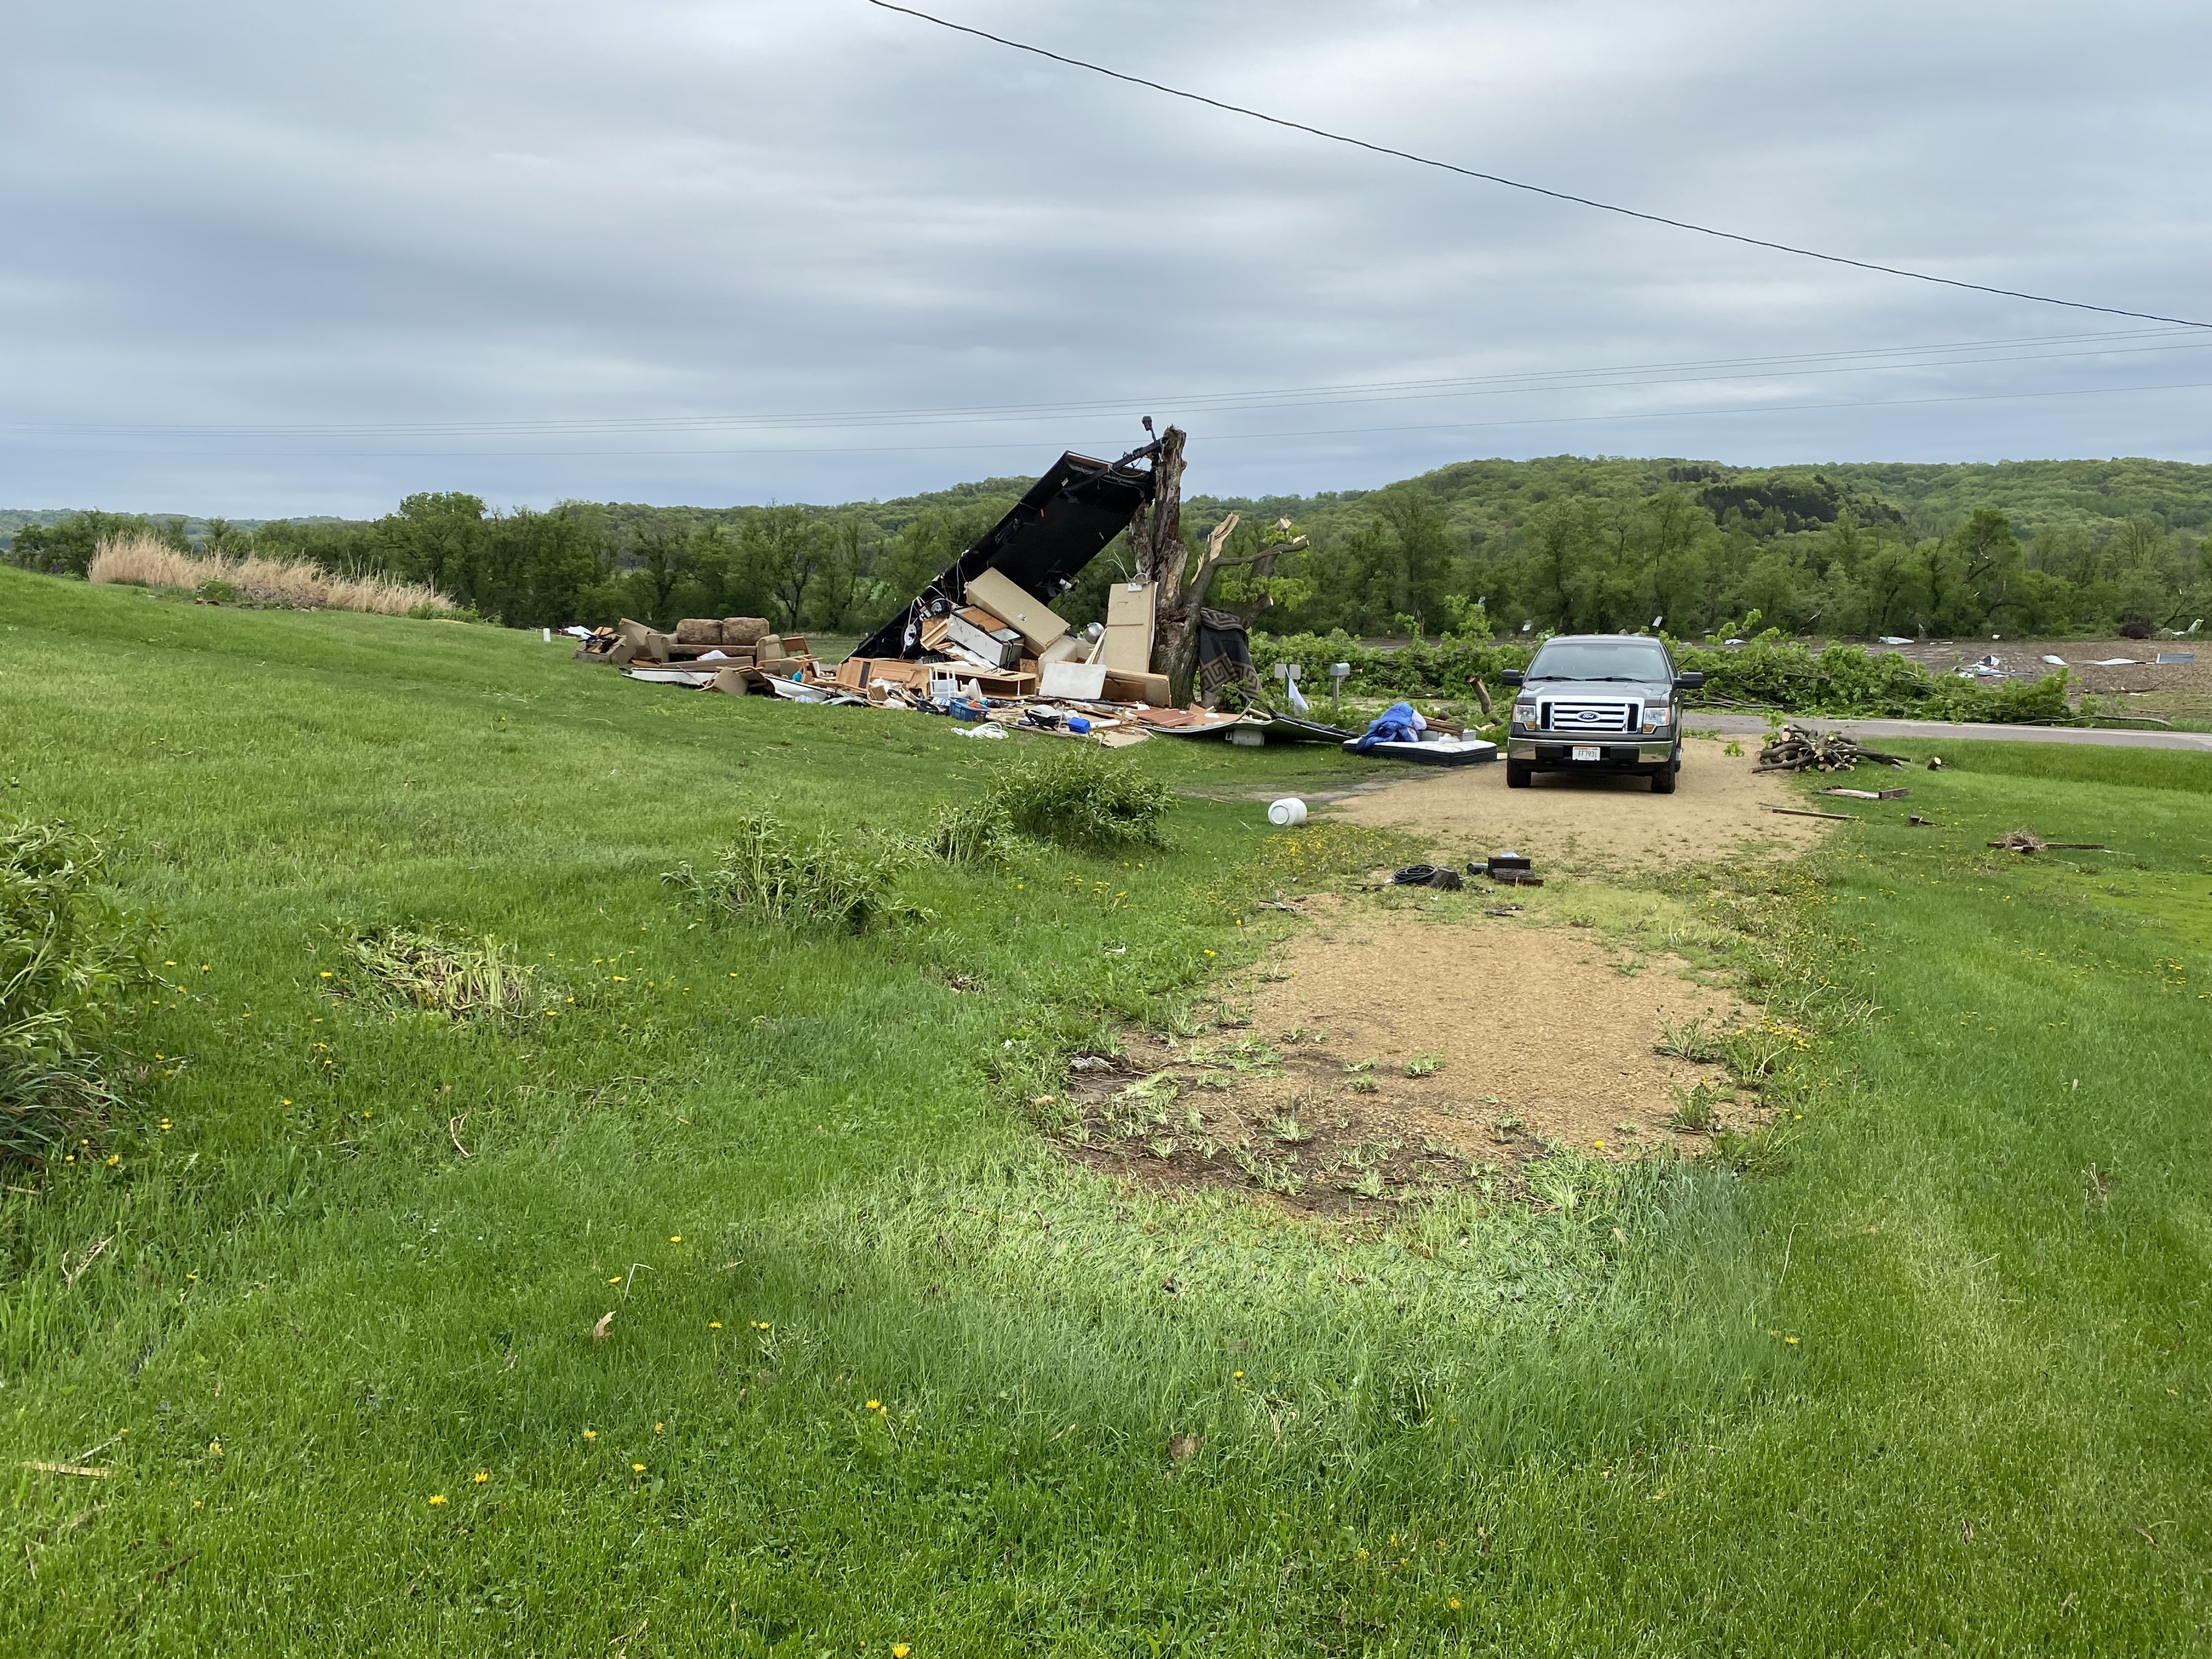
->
[
  {"left": 667, "top": 811, "right": 906, "bottom": 933},
  {"left": 0, "top": 820, "right": 159, "bottom": 1166},
  {"left": 980, "top": 747, "right": 1177, "bottom": 853},
  {"left": 335, "top": 924, "right": 544, "bottom": 1018},
  {"left": 923, "top": 797, "right": 1013, "bottom": 866}
]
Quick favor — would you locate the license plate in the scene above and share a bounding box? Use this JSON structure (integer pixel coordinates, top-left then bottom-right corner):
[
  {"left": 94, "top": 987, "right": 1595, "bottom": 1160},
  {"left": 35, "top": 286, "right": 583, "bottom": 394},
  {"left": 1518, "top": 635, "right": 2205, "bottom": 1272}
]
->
[{"left": 1571, "top": 745, "right": 1602, "bottom": 762}]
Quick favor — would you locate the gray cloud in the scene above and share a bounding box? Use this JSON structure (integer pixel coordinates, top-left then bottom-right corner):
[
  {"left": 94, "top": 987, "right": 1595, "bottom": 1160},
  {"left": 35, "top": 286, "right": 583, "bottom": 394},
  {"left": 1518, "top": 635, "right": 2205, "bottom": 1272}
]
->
[{"left": 4, "top": 0, "right": 2209, "bottom": 518}]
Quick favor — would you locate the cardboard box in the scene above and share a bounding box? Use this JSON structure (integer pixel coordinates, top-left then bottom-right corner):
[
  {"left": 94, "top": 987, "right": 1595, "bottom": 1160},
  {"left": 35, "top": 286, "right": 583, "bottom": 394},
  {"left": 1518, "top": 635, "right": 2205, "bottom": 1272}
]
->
[
  {"left": 963, "top": 568, "right": 1069, "bottom": 653},
  {"left": 1103, "top": 582, "right": 1156, "bottom": 674}
]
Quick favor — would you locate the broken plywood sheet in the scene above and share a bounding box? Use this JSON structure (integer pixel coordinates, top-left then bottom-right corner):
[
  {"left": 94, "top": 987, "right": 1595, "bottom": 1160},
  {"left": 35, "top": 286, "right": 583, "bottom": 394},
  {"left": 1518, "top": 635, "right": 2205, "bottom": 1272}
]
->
[
  {"left": 964, "top": 567, "right": 1070, "bottom": 653},
  {"left": 1104, "top": 581, "right": 1156, "bottom": 674}
]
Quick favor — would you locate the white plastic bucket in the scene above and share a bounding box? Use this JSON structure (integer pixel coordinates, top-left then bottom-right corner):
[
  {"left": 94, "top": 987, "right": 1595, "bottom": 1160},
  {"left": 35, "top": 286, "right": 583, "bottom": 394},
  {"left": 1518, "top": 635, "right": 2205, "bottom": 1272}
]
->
[{"left": 1268, "top": 798, "right": 1308, "bottom": 827}]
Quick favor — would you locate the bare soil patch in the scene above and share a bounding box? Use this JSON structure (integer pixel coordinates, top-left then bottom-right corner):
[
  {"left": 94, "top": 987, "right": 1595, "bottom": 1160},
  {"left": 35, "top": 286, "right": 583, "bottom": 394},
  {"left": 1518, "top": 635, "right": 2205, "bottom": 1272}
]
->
[
  {"left": 1057, "top": 902, "right": 1765, "bottom": 1216},
  {"left": 1320, "top": 734, "right": 1825, "bottom": 876}
]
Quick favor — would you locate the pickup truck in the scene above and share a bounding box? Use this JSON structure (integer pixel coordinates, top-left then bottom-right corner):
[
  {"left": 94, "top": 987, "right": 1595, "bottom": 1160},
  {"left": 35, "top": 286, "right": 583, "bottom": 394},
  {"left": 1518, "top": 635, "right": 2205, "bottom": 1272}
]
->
[{"left": 1499, "top": 634, "right": 1704, "bottom": 793}]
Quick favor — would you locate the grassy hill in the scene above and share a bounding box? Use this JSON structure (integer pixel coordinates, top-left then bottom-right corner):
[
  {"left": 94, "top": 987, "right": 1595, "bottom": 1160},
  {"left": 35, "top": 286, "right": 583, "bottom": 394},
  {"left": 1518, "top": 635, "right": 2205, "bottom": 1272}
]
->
[{"left": 4, "top": 569, "right": 2209, "bottom": 1654}]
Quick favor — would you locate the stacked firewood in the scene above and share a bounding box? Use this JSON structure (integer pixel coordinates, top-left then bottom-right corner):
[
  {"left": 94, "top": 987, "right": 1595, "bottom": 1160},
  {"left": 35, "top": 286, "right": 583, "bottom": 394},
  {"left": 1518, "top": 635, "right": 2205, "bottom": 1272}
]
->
[{"left": 1754, "top": 725, "right": 1910, "bottom": 773}]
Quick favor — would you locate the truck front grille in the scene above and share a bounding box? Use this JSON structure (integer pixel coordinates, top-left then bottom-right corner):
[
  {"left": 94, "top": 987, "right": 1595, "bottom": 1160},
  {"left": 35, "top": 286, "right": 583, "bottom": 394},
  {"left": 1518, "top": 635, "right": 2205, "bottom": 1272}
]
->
[{"left": 1539, "top": 698, "right": 1639, "bottom": 732}]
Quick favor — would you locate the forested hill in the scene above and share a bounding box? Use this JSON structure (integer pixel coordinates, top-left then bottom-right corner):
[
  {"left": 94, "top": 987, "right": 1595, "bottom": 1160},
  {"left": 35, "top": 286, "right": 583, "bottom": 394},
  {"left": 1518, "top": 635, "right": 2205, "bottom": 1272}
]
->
[{"left": 10, "top": 454, "right": 2210, "bottom": 641}]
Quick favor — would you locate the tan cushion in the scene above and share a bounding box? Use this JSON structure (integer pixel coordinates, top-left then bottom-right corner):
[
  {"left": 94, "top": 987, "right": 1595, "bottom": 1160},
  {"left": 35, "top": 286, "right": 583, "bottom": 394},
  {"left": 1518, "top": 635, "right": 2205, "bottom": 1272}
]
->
[
  {"left": 723, "top": 617, "right": 774, "bottom": 645},
  {"left": 675, "top": 618, "right": 723, "bottom": 645}
]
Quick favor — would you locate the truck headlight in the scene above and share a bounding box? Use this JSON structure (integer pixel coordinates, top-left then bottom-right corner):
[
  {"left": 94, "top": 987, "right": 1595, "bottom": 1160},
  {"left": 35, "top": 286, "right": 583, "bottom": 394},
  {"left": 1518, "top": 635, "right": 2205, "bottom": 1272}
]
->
[
  {"left": 1644, "top": 706, "right": 1672, "bottom": 731},
  {"left": 1513, "top": 702, "right": 1539, "bottom": 727}
]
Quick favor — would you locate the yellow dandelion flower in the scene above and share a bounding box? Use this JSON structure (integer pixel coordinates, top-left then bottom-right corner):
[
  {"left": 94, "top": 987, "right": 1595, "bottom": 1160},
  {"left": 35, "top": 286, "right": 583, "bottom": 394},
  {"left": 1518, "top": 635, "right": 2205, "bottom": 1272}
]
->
[
  {"left": 319, "top": 971, "right": 332, "bottom": 979},
  {"left": 1232, "top": 1370, "right": 1244, "bottom": 1380},
  {"left": 610, "top": 1276, "right": 622, "bottom": 1283},
  {"left": 893, "top": 1647, "right": 911, "bottom": 1658},
  {"left": 428, "top": 1494, "right": 447, "bottom": 1505},
  {"left": 582, "top": 1429, "right": 597, "bottom": 1442},
  {"left": 1785, "top": 1335, "right": 1800, "bottom": 1346},
  {"left": 106, "top": 1154, "right": 121, "bottom": 1167},
  {"left": 473, "top": 1471, "right": 489, "bottom": 1484},
  {"left": 866, "top": 1400, "right": 882, "bottom": 1410},
  {"left": 1447, "top": 1597, "right": 1462, "bottom": 1611},
  {"left": 669, "top": 1235, "right": 681, "bottom": 1243},
  {"left": 654, "top": 1423, "right": 664, "bottom": 1434},
  {"left": 709, "top": 1321, "right": 723, "bottom": 1329},
  {"left": 631, "top": 1463, "right": 645, "bottom": 1473},
  {"left": 208, "top": 1440, "right": 223, "bottom": 1456}
]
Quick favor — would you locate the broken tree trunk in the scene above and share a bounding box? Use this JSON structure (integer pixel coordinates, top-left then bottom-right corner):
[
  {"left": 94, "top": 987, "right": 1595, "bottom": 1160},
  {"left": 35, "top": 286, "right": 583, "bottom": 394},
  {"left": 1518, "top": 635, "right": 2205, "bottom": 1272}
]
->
[
  {"left": 1128, "top": 425, "right": 1187, "bottom": 597},
  {"left": 1157, "top": 512, "right": 1242, "bottom": 706}
]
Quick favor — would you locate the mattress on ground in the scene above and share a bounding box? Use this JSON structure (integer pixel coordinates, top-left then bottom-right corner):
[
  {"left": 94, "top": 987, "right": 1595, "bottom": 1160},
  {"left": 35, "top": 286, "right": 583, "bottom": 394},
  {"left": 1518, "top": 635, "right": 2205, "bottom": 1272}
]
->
[{"left": 1343, "top": 735, "right": 1498, "bottom": 766}]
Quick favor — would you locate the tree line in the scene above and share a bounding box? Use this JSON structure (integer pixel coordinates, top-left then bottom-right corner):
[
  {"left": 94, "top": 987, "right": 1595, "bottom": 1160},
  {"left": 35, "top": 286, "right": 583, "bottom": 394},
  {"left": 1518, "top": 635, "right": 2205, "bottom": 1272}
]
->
[{"left": 10, "top": 455, "right": 2210, "bottom": 640}]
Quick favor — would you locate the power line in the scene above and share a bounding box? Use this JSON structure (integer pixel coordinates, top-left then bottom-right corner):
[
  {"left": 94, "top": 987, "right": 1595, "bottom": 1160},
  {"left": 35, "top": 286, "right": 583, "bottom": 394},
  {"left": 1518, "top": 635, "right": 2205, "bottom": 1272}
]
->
[
  {"left": 18, "top": 375, "right": 2209, "bottom": 460},
  {"left": 866, "top": 1, "right": 2212, "bottom": 333},
  {"left": 5, "top": 327, "right": 2203, "bottom": 441}
]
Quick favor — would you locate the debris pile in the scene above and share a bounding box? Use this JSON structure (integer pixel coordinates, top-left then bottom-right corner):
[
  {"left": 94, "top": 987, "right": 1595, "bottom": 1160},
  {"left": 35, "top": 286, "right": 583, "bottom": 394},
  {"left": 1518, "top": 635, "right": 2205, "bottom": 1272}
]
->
[
  {"left": 569, "top": 439, "right": 1367, "bottom": 750},
  {"left": 1754, "top": 725, "right": 1910, "bottom": 773}
]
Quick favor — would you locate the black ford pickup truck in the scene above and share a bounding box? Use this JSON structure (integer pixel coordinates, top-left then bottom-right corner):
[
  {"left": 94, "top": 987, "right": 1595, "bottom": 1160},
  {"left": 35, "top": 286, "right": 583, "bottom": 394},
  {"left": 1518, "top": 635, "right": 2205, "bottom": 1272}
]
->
[{"left": 1500, "top": 634, "right": 1705, "bottom": 793}]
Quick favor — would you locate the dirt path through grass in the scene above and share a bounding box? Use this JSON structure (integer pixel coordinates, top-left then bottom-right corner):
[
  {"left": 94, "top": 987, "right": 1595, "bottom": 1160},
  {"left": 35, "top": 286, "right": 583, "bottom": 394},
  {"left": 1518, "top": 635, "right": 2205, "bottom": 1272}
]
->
[{"left": 1321, "top": 733, "right": 1830, "bottom": 873}]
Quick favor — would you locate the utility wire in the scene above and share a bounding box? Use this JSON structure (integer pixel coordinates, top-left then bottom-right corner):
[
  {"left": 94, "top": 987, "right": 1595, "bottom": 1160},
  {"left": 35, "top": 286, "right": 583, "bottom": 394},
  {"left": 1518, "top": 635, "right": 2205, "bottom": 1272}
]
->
[
  {"left": 866, "top": 0, "right": 2212, "bottom": 332},
  {"left": 24, "top": 376, "right": 2210, "bottom": 460},
  {"left": 8, "top": 328, "right": 2203, "bottom": 440}
]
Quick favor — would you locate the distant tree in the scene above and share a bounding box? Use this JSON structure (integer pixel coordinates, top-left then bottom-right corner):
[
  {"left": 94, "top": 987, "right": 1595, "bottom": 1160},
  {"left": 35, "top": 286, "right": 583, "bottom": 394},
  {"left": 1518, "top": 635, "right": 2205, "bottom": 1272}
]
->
[
  {"left": 743, "top": 505, "right": 835, "bottom": 631},
  {"left": 376, "top": 493, "right": 486, "bottom": 592},
  {"left": 7, "top": 510, "right": 187, "bottom": 577}
]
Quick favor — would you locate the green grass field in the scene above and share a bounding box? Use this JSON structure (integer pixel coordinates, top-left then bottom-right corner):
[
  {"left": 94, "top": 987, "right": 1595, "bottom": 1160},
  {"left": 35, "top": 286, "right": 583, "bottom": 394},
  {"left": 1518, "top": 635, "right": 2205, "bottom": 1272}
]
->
[{"left": 4, "top": 568, "right": 2208, "bottom": 1656}]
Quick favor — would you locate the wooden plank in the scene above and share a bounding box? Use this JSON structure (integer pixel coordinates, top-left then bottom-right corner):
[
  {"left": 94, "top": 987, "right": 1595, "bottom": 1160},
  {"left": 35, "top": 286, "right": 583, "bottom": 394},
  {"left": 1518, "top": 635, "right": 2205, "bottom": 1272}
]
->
[
  {"left": 964, "top": 568, "right": 1069, "bottom": 652},
  {"left": 1103, "top": 582, "right": 1156, "bottom": 673}
]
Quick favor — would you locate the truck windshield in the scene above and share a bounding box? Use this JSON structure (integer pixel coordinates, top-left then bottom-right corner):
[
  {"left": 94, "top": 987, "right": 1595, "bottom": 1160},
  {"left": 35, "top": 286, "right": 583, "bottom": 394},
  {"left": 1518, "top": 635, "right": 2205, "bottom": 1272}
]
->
[{"left": 1525, "top": 640, "right": 1672, "bottom": 681}]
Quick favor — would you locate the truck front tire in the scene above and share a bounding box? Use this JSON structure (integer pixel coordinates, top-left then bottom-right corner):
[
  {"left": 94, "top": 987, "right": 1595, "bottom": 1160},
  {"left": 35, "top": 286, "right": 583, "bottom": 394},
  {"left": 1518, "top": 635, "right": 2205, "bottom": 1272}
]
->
[
  {"left": 1650, "top": 752, "right": 1678, "bottom": 793},
  {"left": 1506, "top": 761, "right": 1533, "bottom": 789}
]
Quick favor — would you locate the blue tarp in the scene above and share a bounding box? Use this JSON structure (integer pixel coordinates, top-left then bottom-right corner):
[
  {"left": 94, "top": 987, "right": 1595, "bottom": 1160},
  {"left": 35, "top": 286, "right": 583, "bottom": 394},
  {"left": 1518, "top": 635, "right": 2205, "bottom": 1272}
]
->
[{"left": 1352, "top": 701, "right": 1423, "bottom": 753}]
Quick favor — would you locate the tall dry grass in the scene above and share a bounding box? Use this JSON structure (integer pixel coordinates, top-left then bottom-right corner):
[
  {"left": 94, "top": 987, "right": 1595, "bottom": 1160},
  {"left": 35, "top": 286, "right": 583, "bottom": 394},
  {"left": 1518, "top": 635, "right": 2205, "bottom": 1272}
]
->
[{"left": 87, "top": 533, "right": 458, "bottom": 616}]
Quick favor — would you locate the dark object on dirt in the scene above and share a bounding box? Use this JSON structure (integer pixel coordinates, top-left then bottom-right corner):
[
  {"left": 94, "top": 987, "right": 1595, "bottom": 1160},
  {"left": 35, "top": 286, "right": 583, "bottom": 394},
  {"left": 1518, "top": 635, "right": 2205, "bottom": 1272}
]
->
[
  {"left": 2118, "top": 619, "right": 2154, "bottom": 640},
  {"left": 853, "top": 449, "right": 1158, "bottom": 661},
  {"left": 1393, "top": 864, "right": 1465, "bottom": 891},
  {"left": 1483, "top": 904, "right": 1526, "bottom": 916},
  {"left": 1771, "top": 806, "right": 1859, "bottom": 822},
  {"left": 1481, "top": 854, "right": 1544, "bottom": 888},
  {"left": 1755, "top": 725, "right": 1910, "bottom": 773},
  {"left": 1988, "top": 830, "right": 2109, "bottom": 854}
]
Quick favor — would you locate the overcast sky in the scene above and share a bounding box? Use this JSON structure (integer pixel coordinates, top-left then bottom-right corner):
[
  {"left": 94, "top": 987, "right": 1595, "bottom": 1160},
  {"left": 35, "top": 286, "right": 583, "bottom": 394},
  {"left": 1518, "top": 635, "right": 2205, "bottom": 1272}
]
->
[{"left": 5, "top": 0, "right": 2209, "bottom": 518}]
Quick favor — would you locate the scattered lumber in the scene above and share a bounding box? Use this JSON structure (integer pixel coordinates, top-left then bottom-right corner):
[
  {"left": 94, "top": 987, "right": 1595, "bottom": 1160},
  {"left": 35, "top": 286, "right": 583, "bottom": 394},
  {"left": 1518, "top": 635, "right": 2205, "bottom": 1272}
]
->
[
  {"left": 1754, "top": 725, "right": 1910, "bottom": 773},
  {"left": 1771, "top": 806, "right": 1859, "bottom": 822},
  {"left": 1819, "top": 787, "right": 1910, "bottom": 800},
  {"left": 1987, "top": 830, "right": 2109, "bottom": 853}
]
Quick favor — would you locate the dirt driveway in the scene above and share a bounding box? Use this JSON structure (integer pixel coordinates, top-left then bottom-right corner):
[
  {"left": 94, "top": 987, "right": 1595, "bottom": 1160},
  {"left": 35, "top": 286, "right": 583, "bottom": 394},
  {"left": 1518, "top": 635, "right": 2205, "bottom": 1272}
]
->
[{"left": 1322, "top": 732, "right": 1830, "bottom": 874}]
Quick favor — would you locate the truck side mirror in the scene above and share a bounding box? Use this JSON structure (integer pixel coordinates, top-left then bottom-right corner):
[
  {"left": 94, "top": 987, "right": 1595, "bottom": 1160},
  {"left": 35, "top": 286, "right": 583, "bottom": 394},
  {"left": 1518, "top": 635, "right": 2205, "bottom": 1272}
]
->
[
  {"left": 1498, "top": 670, "right": 1523, "bottom": 687},
  {"left": 1674, "top": 671, "right": 1706, "bottom": 689}
]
